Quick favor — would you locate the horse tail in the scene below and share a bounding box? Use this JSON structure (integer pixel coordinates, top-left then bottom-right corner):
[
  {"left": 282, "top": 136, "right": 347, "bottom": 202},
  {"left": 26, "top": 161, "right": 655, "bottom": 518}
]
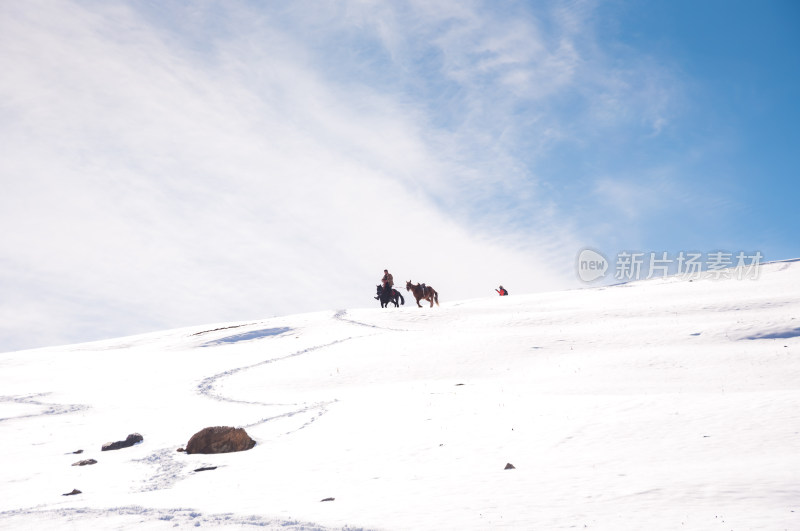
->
[
  {"left": 399, "top": 293, "right": 405, "bottom": 305},
  {"left": 434, "top": 290, "right": 439, "bottom": 306}
]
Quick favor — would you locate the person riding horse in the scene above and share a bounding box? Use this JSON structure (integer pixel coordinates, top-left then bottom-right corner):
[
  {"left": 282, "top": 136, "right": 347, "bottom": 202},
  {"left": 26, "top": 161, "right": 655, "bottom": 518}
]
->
[
  {"left": 382, "top": 269, "right": 394, "bottom": 290},
  {"left": 376, "top": 283, "right": 404, "bottom": 307},
  {"left": 376, "top": 269, "right": 394, "bottom": 300}
]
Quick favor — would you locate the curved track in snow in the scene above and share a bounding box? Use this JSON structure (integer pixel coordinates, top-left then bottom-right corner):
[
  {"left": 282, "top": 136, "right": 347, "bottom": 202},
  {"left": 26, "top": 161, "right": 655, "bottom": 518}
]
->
[
  {"left": 0, "top": 505, "right": 357, "bottom": 531},
  {"left": 0, "top": 393, "right": 88, "bottom": 423}
]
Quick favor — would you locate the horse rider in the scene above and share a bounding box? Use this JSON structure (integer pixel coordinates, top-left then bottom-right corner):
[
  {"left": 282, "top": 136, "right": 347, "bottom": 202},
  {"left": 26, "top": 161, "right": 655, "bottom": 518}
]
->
[
  {"left": 375, "top": 269, "right": 394, "bottom": 300},
  {"left": 382, "top": 269, "right": 394, "bottom": 291},
  {"left": 496, "top": 285, "right": 508, "bottom": 296}
]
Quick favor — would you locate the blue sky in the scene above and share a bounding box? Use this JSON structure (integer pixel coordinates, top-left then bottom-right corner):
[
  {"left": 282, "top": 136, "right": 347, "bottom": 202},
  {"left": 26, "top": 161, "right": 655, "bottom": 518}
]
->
[
  {"left": 585, "top": 0, "right": 799, "bottom": 258},
  {"left": 0, "top": 0, "right": 797, "bottom": 352}
]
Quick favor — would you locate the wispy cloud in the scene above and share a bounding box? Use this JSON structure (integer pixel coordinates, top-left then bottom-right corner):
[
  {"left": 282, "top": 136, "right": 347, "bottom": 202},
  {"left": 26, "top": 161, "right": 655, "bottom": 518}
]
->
[{"left": 0, "top": 0, "right": 691, "bottom": 351}]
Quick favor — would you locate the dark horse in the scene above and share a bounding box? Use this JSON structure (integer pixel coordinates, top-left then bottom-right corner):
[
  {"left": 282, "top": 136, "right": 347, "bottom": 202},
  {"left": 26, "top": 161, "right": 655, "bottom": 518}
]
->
[
  {"left": 405, "top": 281, "right": 439, "bottom": 308},
  {"left": 376, "top": 285, "right": 405, "bottom": 308}
]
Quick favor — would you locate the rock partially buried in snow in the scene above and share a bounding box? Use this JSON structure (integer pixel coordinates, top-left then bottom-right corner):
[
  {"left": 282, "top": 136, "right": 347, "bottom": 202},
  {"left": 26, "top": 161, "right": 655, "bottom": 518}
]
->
[
  {"left": 71, "top": 459, "right": 97, "bottom": 466},
  {"left": 62, "top": 489, "right": 81, "bottom": 496},
  {"left": 504, "top": 463, "right": 516, "bottom": 470},
  {"left": 185, "top": 426, "right": 256, "bottom": 455},
  {"left": 101, "top": 433, "right": 143, "bottom": 451}
]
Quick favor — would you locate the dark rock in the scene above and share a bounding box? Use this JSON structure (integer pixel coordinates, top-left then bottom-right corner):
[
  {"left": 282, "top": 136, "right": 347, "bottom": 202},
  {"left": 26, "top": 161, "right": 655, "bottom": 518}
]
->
[
  {"left": 321, "top": 497, "right": 335, "bottom": 502},
  {"left": 62, "top": 489, "right": 81, "bottom": 496},
  {"left": 102, "top": 433, "right": 143, "bottom": 451},
  {"left": 185, "top": 426, "right": 256, "bottom": 455},
  {"left": 72, "top": 459, "right": 97, "bottom": 466},
  {"left": 504, "top": 463, "right": 516, "bottom": 470},
  {"left": 72, "top": 449, "right": 83, "bottom": 454},
  {"left": 176, "top": 447, "right": 185, "bottom": 452},
  {"left": 194, "top": 466, "right": 217, "bottom": 472}
]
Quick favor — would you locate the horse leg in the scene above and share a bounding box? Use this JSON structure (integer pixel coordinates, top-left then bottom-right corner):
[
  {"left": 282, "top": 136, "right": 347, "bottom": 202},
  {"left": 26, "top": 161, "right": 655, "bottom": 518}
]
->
[{"left": 416, "top": 295, "right": 422, "bottom": 308}]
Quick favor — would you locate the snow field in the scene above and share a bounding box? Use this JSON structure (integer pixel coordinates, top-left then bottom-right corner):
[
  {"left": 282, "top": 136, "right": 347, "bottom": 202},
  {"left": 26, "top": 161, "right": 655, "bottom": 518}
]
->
[{"left": 1, "top": 261, "right": 799, "bottom": 529}]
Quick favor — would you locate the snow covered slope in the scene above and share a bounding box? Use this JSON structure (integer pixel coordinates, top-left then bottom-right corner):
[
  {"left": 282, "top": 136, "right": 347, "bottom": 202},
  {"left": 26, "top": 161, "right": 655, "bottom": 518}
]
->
[{"left": 1, "top": 261, "right": 799, "bottom": 530}]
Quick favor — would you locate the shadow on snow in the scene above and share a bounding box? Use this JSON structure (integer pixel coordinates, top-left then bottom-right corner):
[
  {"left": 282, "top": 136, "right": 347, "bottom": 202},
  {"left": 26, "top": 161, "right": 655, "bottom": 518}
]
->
[
  {"left": 202, "top": 327, "right": 292, "bottom": 347},
  {"left": 743, "top": 326, "right": 800, "bottom": 340}
]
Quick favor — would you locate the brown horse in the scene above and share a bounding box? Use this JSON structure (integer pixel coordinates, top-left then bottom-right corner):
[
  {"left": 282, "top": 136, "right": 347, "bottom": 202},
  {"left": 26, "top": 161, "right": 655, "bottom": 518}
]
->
[{"left": 406, "top": 281, "right": 439, "bottom": 308}]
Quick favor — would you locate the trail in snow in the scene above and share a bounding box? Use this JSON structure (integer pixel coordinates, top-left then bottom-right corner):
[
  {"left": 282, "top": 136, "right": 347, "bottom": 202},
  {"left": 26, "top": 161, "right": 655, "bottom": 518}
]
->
[
  {"left": 197, "top": 338, "right": 352, "bottom": 405},
  {"left": 195, "top": 308, "right": 411, "bottom": 429},
  {"left": 134, "top": 447, "right": 190, "bottom": 493},
  {"left": 131, "top": 309, "right": 397, "bottom": 492},
  {"left": 132, "top": 334, "right": 357, "bottom": 493},
  {"left": 128, "top": 312, "right": 391, "bottom": 513},
  {"left": 195, "top": 335, "right": 354, "bottom": 431},
  {"left": 0, "top": 506, "right": 360, "bottom": 531},
  {"left": 0, "top": 393, "right": 88, "bottom": 423},
  {"left": 333, "top": 308, "right": 413, "bottom": 332},
  {"left": 0, "top": 313, "right": 377, "bottom": 530}
]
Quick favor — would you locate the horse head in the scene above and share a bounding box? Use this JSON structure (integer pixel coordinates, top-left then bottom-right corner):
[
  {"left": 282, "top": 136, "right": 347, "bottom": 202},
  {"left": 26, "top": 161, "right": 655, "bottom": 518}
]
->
[{"left": 406, "top": 280, "right": 413, "bottom": 291}]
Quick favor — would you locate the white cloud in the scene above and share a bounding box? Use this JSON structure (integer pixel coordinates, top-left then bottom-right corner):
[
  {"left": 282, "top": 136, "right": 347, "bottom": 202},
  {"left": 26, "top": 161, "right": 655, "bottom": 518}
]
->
[
  {"left": 0, "top": 0, "right": 697, "bottom": 351},
  {"left": 0, "top": 0, "right": 583, "bottom": 352}
]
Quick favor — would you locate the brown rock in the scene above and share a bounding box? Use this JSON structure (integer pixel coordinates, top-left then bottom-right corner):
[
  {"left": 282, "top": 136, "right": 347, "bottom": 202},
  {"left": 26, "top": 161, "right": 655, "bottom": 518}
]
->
[
  {"left": 504, "top": 462, "right": 516, "bottom": 470},
  {"left": 62, "top": 489, "right": 82, "bottom": 496},
  {"left": 102, "top": 433, "right": 143, "bottom": 451},
  {"left": 185, "top": 426, "right": 256, "bottom": 455}
]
